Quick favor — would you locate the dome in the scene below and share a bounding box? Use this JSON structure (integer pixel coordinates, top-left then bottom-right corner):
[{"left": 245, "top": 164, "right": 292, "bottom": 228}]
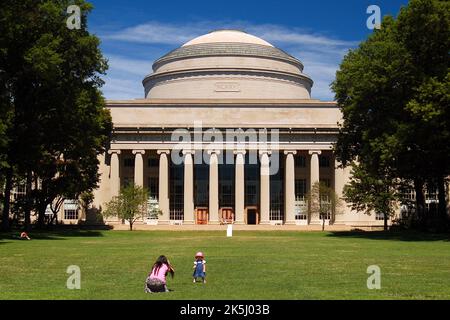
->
[
  {"left": 182, "top": 29, "right": 274, "bottom": 47},
  {"left": 143, "top": 30, "right": 313, "bottom": 100}
]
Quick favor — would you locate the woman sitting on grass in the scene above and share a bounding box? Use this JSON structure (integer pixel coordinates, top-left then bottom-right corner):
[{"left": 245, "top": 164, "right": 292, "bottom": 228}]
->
[{"left": 144, "top": 255, "right": 174, "bottom": 293}]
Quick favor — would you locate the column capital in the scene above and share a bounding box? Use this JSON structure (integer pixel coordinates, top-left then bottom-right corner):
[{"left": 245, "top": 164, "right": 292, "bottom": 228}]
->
[
  {"left": 284, "top": 150, "right": 297, "bottom": 155},
  {"left": 233, "top": 149, "right": 247, "bottom": 155},
  {"left": 258, "top": 150, "right": 272, "bottom": 156},
  {"left": 132, "top": 149, "right": 145, "bottom": 155},
  {"left": 107, "top": 149, "right": 121, "bottom": 155},
  {"left": 206, "top": 149, "right": 221, "bottom": 155},
  {"left": 157, "top": 149, "right": 170, "bottom": 155},
  {"left": 308, "top": 150, "right": 322, "bottom": 155},
  {"left": 182, "top": 149, "right": 196, "bottom": 155}
]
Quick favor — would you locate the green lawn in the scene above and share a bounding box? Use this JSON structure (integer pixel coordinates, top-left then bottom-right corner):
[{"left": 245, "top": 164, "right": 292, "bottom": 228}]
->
[{"left": 0, "top": 230, "right": 449, "bottom": 300}]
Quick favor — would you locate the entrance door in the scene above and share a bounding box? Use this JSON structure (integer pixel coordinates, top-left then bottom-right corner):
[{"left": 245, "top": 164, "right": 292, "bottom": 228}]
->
[
  {"left": 221, "top": 207, "right": 234, "bottom": 224},
  {"left": 196, "top": 208, "right": 208, "bottom": 225},
  {"left": 246, "top": 207, "right": 259, "bottom": 225}
]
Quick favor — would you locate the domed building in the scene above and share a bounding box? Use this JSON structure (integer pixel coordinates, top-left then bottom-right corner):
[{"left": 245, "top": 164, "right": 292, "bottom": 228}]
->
[
  {"left": 89, "top": 30, "right": 385, "bottom": 228},
  {"left": 143, "top": 29, "right": 313, "bottom": 100}
]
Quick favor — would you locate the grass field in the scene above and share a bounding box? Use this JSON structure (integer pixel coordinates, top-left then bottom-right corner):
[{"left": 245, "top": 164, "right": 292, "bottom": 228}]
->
[{"left": 1, "top": 230, "right": 449, "bottom": 300}]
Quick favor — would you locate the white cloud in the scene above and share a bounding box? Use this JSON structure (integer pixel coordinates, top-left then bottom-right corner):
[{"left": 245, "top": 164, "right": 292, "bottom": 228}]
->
[
  {"left": 244, "top": 24, "right": 357, "bottom": 48},
  {"left": 100, "top": 21, "right": 357, "bottom": 101},
  {"left": 102, "top": 77, "right": 143, "bottom": 100},
  {"left": 103, "top": 21, "right": 202, "bottom": 45},
  {"left": 103, "top": 21, "right": 356, "bottom": 49},
  {"left": 105, "top": 54, "right": 153, "bottom": 77}
]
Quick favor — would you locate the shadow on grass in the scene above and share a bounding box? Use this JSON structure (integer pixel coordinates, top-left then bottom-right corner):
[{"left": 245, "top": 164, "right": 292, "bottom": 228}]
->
[
  {"left": 326, "top": 230, "right": 450, "bottom": 242},
  {"left": 0, "top": 227, "right": 110, "bottom": 241}
]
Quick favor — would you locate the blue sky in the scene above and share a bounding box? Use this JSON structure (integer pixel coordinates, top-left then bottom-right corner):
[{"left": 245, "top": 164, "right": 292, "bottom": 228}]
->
[{"left": 88, "top": 0, "right": 409, "bottom": 101}]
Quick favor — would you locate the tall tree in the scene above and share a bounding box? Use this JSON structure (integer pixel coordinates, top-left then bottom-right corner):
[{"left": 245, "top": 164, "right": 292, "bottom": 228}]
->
[
  {"left": 332, "top": 0, "right": 449, "bottom": 229},
  {"left": 0, "top": 0, "right": 112, "bottom": 230}
]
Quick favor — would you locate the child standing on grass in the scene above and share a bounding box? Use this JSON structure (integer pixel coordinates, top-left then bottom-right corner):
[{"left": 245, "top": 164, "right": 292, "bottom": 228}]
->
[
  {"left": 145, "top": 255, "right": 175, "bottom": 293},
  {"left": 193, "top": 251, "right": 206, "bottom": 283}
]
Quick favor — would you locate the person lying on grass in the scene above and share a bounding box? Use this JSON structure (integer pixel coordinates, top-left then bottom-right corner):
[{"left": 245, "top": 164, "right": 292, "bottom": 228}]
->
[
  {"left": 144, "top": 255, "right": 175, "bottom": 293},
  {"left": 20, "top": 232, "right": 31, "bottom": 240}
]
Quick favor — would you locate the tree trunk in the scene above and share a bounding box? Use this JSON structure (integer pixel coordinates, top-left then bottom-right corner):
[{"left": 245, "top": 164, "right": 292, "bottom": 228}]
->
[
  {"left": 24, "top": 171, "right": 32, "bottom": 232},
  {"left": 37, "top": 202, "right": 47, "bottom": 229},
  {"left": 129, "top": 220, "right": 133, "bottom": 231},
  {"left": 1, "top": 169, "right": 13, "bottom": 231},
  {"left": 437, "top": 176, "right": 447, "bottom": 226},
  {"left": 414, "top": 178, "right": 426, "bottom": 230}
]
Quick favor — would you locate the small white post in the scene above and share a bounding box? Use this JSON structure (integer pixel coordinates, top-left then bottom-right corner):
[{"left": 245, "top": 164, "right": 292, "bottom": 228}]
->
[{"left": 226, "top": 224, "right": 233, "bottom": 237}]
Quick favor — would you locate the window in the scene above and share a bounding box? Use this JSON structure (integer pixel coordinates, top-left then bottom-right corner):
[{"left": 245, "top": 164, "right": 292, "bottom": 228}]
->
[
  {"left": 124, "top": 158, "right": 134, "bottom": 167},
  {"left": 295, "top": 179, "right": 307, "bottom": 220},
  {"left": 64, "top": 210, "right": 78, "bottom": 220},
  {"left": 12, "top": 182, "right": 26, "bottom": 202},
  {"left": 319, "top": 179, "right": 331, "bottom": 203},
  {"left": 319, "top": 179, "right": 332, "bottom": 220},
  {"left": 269, "top": 158, "right": 284, "bottom": 221},
  {"left": 219, "top": 164, "right": 234, "bottom": 208},
  {"left": 400, "top": 187, "right": 416, "bottom": 203},
  {"left": 425, "top": 187, "right": 438, "bottom": 202},
  {"left": 169, "top": 163, "right": 184, "bottom": 220},
  {"left": 148, "top": 157, "right": 159, "bottom": 167},
  {"left": 425, "top": 186, "right": 439, "bottom": 217},
  {"left": 148, "top": 177, "right": 159, "bottom": 200},
  {"left": 220, "top": 183, "right": 233, "bottom": 207},
  {"left": 194, "top": 163, "right": 209, "bottom": 207},
  {"left": 245, "top": 184, "right": 258, "bottom": 206},
  {"left": 320, "top": 179, "right": 331, "bottom": 188},
  {"left": 319, "top": 156, "right": 330, "bottom": 168},
  {"left": 399, "top": 185, "right": 440, "bottom": 218},
  {"left": 122, "top": 177, "right": 133, "bottom": 187},
  {"left": 295, "top": 179, "right": 307, "bottom": 202},
  {"left": 295, "top": 156, "right": 306, "bottom": 168},
  {"left": 375, "top": 212, "right": 387, "bottom": 221},
  {"left": 320, "top": 210, "right": 332, "bottom": 220},
  {"left": 64, "top": 200, "right": 79, "bottom": 220}
]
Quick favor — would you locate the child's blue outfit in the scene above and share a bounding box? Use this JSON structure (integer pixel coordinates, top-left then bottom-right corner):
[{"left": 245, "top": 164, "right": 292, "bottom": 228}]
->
[{"left": 193, "top": 259, "right": 206, "bottom": 278}]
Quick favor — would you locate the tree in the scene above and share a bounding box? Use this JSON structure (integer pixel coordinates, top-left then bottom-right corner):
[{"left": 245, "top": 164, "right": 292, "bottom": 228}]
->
[
  {"left": 103, "top": 185, "right": 149, "bottom": 231},
  {"left": 80, "top": 191, "right": 94, "bottom": 220},
  {"left": 332, "top": 0, "right": 450, "bottom": 229},
  {"left": 0, "top": 0, "right": 112, "bottom": 230},
  {"left": 147, "top": 198, "right": 163, "bottom": 220},
  {"left": 343, "top": 163, "right": 400, "bottom": 231},
  {"left": 307, "top": 181, "right": 343, "bottom": 231}
]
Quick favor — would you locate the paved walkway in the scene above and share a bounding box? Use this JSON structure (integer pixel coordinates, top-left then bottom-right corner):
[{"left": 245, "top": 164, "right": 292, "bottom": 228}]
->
[{"left": 108, "top": 223, "right": 361, "bottom": 231}]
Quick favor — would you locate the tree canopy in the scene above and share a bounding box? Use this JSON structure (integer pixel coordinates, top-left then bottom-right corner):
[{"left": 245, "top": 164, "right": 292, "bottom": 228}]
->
[
  {"left": 332, "top": 0, "right": 449, "bottom": 229},
  {"left": 0, "top": 0, "right": 112, "bottom": 230},
  {"left": 103, "top": 184, "right": 149, "bottom": 231}
]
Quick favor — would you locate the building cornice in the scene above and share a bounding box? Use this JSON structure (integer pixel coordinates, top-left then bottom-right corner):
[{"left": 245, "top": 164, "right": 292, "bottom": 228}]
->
[
  {"left": 142, "top": 67, "right": 314, "bottom": 88},
  {"left": 106, "top": 99, "right": 338, "bottom": 108}
]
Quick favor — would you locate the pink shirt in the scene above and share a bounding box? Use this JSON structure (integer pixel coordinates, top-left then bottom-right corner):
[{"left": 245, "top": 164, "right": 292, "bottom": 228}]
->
[{"left": 149, "top": 264, "right": 169, "bottom": 283}]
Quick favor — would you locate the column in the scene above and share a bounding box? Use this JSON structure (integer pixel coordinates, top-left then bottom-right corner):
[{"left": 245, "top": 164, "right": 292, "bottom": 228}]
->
[
  {"left": 157, "top": 150, "right": 170, "bottom": 224},
  {"left": 132, "top": 150, "right": 145, "bottom": 187},
  {"left": 234, "top": 150, "right": 246, "bottom": 224},
  {"left": 108, "top": 150, "right": 121, "bottom": 198},
  {"left": 284, "top": 151, "right": 297, "bottom": 225},
  {"left": 183, "top": 150, "right": 195, "bottom": 224},
  {"left": 259, "top": 151, "right": 271, "bottom": 224},
  {"left": 208, "top": 150, "right": 220, "bottom": 224},
  {"left": 309, "top": 150, "right": 321, "bottom": 223}
]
